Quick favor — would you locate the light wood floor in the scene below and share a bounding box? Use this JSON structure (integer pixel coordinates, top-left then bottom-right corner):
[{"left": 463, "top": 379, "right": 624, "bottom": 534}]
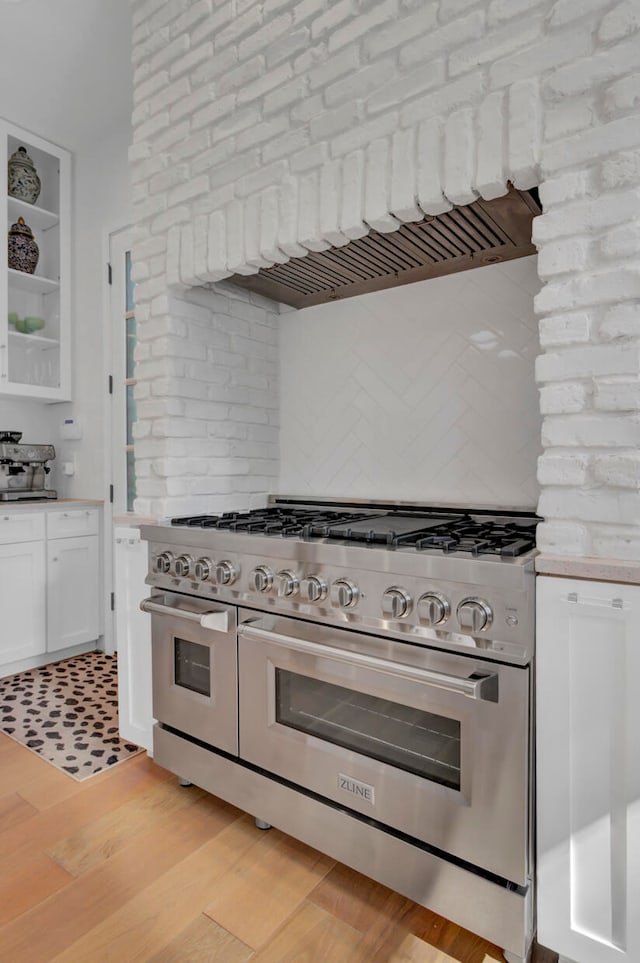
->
[{"left": 0, "top": 732, "right": 557, "bottom": 963}]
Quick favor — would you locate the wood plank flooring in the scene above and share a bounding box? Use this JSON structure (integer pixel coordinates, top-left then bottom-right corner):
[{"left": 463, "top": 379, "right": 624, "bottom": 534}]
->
[{"left": 0, "top": 732, "right": 558, "bottom": 963}]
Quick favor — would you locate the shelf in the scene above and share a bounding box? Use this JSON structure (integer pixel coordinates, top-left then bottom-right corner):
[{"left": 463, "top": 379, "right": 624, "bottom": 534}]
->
[
  {"left": 7, "top": 195, "right": 59, "bottom": 231},
  {"left": 8, "top": 268, "right": 59, "bottom": 295},
  {"left": 8, "top": 330, "right": 59, "bottom": 350}
]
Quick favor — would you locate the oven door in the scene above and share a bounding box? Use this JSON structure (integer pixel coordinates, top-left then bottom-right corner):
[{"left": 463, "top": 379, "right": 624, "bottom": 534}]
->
[
  {"left": 238, "top": 613, "right": 529, "bottom": 885},
  {"left": 141, "top": 592, "right": 238, "bottom": 755}
]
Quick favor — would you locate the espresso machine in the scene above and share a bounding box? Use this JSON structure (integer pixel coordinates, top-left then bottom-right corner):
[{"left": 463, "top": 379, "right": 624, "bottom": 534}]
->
[{"left": 0, "top": 431, "right": 56, "bottom": 501}]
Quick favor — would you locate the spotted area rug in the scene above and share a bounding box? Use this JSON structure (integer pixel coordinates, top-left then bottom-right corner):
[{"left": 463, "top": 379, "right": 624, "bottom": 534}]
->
[{"left": 0, "top": 651, "right": 143, "bottom": 780}]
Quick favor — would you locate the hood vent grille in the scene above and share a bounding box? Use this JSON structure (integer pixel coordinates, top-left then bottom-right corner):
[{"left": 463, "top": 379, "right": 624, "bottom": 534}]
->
[{"left": 230, "top": 187, "right": 540, "bottom": 309}]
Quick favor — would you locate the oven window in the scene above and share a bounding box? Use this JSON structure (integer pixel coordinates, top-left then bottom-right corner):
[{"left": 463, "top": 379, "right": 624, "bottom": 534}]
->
[
  {"left": 275, "top": 670, "right": 461, "bottom": 790},
  {"left": 174, "top": 638, "right": 210, "bottom": 696}
]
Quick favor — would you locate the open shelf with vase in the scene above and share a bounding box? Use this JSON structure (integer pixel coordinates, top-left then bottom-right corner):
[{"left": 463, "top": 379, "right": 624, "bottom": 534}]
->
[{"left": 1, "top": 119, "right": 71, "bottom": 401}]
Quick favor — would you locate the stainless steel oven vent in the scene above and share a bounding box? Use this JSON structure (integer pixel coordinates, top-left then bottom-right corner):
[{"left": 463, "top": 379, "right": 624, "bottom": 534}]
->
[{"left": 230, "top": 186, "right": 540, "bottom": 309}]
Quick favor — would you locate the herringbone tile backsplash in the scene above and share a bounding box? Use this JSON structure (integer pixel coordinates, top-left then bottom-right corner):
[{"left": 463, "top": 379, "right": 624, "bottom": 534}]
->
[{"left": 279, "top": 256, "right": 541, "bottom": 508}]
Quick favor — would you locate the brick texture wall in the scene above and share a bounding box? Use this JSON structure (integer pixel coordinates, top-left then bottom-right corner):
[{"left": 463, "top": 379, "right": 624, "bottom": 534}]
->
[{"left": 129, "top": 0, "right": 640, "bottom": 559}]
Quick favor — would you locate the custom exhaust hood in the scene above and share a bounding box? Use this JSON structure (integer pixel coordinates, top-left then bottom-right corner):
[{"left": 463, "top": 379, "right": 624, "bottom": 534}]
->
[{"left": 230, "top": 186, "right": 540, "bottom": 309}]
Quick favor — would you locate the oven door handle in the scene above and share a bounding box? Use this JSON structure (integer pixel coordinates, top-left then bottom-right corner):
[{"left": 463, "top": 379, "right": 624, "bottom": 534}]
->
[
  {"left": 140, "top": 596, "right": 229, "bottom": 632},
  {"left": 238, "top": 624, "right": 498, "bottom": 702}
]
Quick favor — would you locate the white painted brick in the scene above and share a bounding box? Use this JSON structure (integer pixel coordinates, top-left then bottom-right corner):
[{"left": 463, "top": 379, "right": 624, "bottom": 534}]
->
[
  {"left": 489, "top": 26, "right": 593, "bottom": 90},
  {"left": 539, "top": 381, "right": 590, "bottom": 414},
  {"left": 599, "top": 302, "right": 640, "bottom": 340},
  {"left": 225, "top": 199, "right": 245, "bottom": 275},
  {"left": 367, "top": 59, "right": 446, "bottom": 115},
  {"left": 541, "top": 413, "right": 640, "bottom": 447},
  {"left": 417, "top": 117, "right": 452, "bottom": 215},
  {"left": 298, "top": 171, "right": 332, "bottom": 251},
  {"left": 539, "top": 311, "right": 593, "bottom": 347},
  {"left": 327, "top": 59, "right": 396, "bottom": 109},
  {"left": 330, "top": 110, "right": 399, "bottom": 158},
  {"left": 594, "top": 376, "right": 640, "bottom": 410},
  {"left": 236, "top": 159, "right": 288, "bottom": 198},
  {"left": 536, "top": 344, "right": 640, "bottom": 382},
  {"left": 133, "top": 111, "right": 171, "bottom": 144},
  {"left": 591, "top": 523, "right": 640, "bottom": 559},
  {"left": 319, "top": 160, "right": 351, "bottom": 245},
  {"left": 191, "top": 138, "right": 238, "bottom": 177},
  {"left": 328, "top": 0, "right": 399, "bottom": 53},
  {"left": 170, "top": 131, "right": 211, "bottom": 163},
  {"left": 538, "top": 451, "right": 590, "bottom": 485},
  {"left": 601, "top": 222, "right": 640, "bottom": 259},
  {"left": 475, "top": 90, "right": 507, "bottom": 200},
  {"left": 132, "top": 26, "right": 171, "bottom": 67},
  {"left": 390, "top": 127, "right": 423, "bottom": 222},
  {"left": 488, "top": 0, "right": 546, "bottom": 25},
  {"left": 259, "top": 186, "right": 289, "bottom": 263},
  {"left": 307, "top": 46, "right": 358, "bottom": 90},
  {"left": 192, "top": 47, "right": 237, "bottom": 85},
  {"left": 238, "top": 12, "right": 292, "bottom": 61},
  {"left": 170, "top": 0, "right": 212, "bottom": 38},
  {"left": 242, "top": 193, "right": 271, "bottom": 268},
  {"left": 237, "top": 63, "right": 293, "bottom": 105},
  {"left": 268, "top": 27, "right": 311, "bottom": 68},
  {"left": 363, "top": 138, "right": 399, "bottom": 232},
  {"left": 399, "top": 11, "right": 485, "bottom": 69},
  {"left": 290, "top": 141, "right": 330, "bottom": 173},
  {"left": 599, "top": 0, "right": 640, "bottom": 43},
  {"left": 507, "top": 78, "right": 541, "bottom": 190},
  {"left": 277, "top": 177, "right": 308, "bottom": 257},
  {"left": 538, "top": 488, "right": 640, "bottom": 525},
  {"left": 444, "top": 108, "right": 478, "bottom": 206},
  {"left": 593, "top": 451, "right": 640, "bottom": 488},
  {"left": 537, "top": 238, "right": 593, "bottom": 279},
  {"left": 310, "top": 102, "right": 362, "bottom": 143},
  {"left": 155, "top": 120, "right": 192, "bottom": 153},
  {"left": 340, "top": 150, "right": 370, "bottom": 240},
  {"left": 401, "top": 71, "right": 487, "bottom": 128},
  {"left": 535, "top": 266, "right": 640, "bottom": 314},
  {"left": 263, "top": 127, "right": 311, "bottom": 164},
  {"left": 449, "top": 17, "right": 543, "bottom": 78},
  {"left": 133, "top": 69, "right": 169, "bottom": 107},
  {"left": 439, "top": 0, "right": 484, "bottom": 22},
  {"left": 535, "top": 520, "right": 591, "bottom": 555},
  {"left": 543, "top": 115, "right": 640, "bottom": 172},
  {"left": 544, "top": 95, "right": 596, "bottom": 143},
  {"left": 604, "top": 73, "right": 640, "bottom": 118},
  {"left": 548, "top": 0, "right": 612, "bottom": 28},
  {"left": 169, "top": 42, "right": 213, "bottom": 80},
  {"left": 601, "top": 147, "right": 640, "bottom": 190},
  {"left": 215, "top": 5, "right": 263, "bottom": 48},
  {"left": 263, "top": 75, "right": 309, "bottom": 115},
  {"left": 545, "top": 35, "right": 640, "bottom": 101},
  {"left": 364, "top": 3, "right": 439, "bottom": 59},
  {"left": 311, "top": 0, "right": 354, "bottom": 38},
  {"left": 532, "top": 189, "right": 640, "bottom": 244}
]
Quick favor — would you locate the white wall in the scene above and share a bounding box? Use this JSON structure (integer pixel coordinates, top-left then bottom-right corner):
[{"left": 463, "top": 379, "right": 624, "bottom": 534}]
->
[{"left": 279, "top": 256, "right": 541, "bottom": 508}]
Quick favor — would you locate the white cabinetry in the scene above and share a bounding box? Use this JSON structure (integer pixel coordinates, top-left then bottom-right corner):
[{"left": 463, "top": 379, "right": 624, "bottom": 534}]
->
[
  {"left": 1, "top": 118, "right": 71, "bottom": 401},
  {"left": 46, "top": 510, "right": 100, "bottom": 652},
  {"left": 114, "top": 527, "right": 153, "bottom": 752},
  {"left": 537, "top": 576, "right": 640, "bottom": 963},
  {"left": 0, "top": 512, "right": 45, "bottom": 664}
]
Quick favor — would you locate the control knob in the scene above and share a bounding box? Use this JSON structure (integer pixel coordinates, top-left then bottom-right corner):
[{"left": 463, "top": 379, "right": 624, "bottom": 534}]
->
[
  {"left": 155, "top": 551, "right": 173, "bottom": 575},
  {"left": 417, "top": 593, "right": 450, "bottom": 626},
  {"left": 215, "top": 560, "right": 238, "bottom": 585},
  {"left": 251, "top": 565, "right": 274, "bottom": 593},
  {"left": 276, "top": 570, "right": 299, "bottom": 598},
  {"left": 381, "top": 586, "right": 412, "bottom": 619},
  {"left": 194, "top": 557, "right": 212, "bottom": 581},
  {"left": 300, "top": 575, "right": 328, "bottom": 603},
  {"left": 174, "top": 554, "right": 193, "bottom": 578},
  {"left": 457, "top": 598, "right": 493, "bottom": 633},
  {"left": 331, "top": 578, "right": 360, "bottom": 609}
]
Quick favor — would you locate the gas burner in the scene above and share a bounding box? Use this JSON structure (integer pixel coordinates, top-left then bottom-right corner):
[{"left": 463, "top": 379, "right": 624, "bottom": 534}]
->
[{"left": 170, "top": 505, "right": 538, "bottom": 559}]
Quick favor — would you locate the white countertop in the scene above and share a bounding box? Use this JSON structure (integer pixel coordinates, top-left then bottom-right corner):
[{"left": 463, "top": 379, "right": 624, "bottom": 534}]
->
[
  {"left": 0, "top": 498, "right": 103, "bottom": 513},
  {"left": 536, "top": 553, "right": 640, "bottom": 586}
]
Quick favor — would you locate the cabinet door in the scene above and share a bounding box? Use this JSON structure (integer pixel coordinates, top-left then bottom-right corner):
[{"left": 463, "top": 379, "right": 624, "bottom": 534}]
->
[
  {"left": 0, "top": 540, "right": 46, "bottom": 664},
  {"left": 537, "top": 576, "right": 640, "bottom": 963},
  {"left": 47, "top": 535, "right": 100, "bottom": 651},
  {"left": 114, "top": 528, "right": 153, "bottom": 752}
]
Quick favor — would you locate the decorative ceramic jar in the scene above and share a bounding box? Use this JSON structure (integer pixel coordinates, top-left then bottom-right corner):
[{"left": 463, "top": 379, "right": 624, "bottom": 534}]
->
[
  {"left": 8, "top": 145, "right": 41, "bottom": 204},
  {"left": 8, "top": 217, "right": 39, "bottom": 274}
]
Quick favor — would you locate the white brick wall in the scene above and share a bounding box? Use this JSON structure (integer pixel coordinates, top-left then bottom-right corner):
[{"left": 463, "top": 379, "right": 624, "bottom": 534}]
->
[{"left": 129, "top": 0, "right": 640, "bottom": 560}]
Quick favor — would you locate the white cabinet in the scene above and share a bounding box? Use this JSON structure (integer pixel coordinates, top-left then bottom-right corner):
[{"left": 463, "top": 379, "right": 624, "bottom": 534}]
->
[
  {"left": 0, "top": 535, "right": 46, "bottom": 665},
  {"left": 114, "top": 527, "right": 153, "bottom": 752},
  {"left": 1, "top": 118, "right": 71, "bottom": 401},
  {"left": 46, "top": 509, "right": 100, "bottom": 652},
  {"left": 537, "top": 576, "right": 640, "bottom": 963}
]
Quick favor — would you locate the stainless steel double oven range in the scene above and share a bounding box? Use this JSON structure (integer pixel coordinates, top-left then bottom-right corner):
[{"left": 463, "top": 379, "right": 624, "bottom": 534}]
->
[{"left": 140, "top": 498, "right": 538, "bottom": 963}]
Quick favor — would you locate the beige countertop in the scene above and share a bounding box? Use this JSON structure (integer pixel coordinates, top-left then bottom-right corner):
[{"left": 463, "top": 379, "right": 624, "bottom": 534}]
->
[{"left": 536, "top": 553, "right": 640, "bottom": 586}]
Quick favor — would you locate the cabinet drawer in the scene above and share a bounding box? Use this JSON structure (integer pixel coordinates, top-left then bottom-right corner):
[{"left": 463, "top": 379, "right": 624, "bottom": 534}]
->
[
  {"left": 0, "top": 512, "right": 45, "bottom": 544},
  {"left": 47, "top": 508, "right": 99, "bottom": 539}
]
